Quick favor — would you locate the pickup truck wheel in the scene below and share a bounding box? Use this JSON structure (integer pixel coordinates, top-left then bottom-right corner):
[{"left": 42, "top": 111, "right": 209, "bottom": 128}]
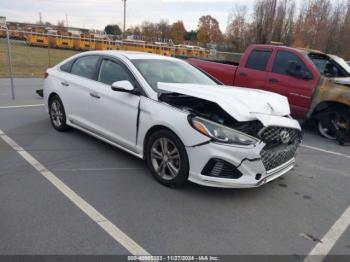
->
[
  {"left": 146, "top": 129, "right": 189, "bottom": 188},
  {"left": 317, "top": 110, "right": 349, "bottom": 140}
]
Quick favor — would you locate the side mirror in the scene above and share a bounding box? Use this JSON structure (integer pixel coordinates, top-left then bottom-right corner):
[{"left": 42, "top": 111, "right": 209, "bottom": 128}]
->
[{"left": 111, "top": 81, "right": 139, "bottom": 95}]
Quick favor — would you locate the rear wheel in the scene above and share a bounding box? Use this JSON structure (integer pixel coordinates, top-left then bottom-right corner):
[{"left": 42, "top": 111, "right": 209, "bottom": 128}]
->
[
  {"left": 146, "top": 129, "right": 189, "bottom": 188},
  {"left": 317, "top": 110, "right": 350, "bottom": 141},
  {"left": 49, "top": 95, "right": 69, "bottom": 132}
]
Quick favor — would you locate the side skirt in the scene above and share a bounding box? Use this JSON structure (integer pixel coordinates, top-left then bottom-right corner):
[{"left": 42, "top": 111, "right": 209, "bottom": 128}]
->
[{"left": 67, "top": 121, "right": 144, "bottom": 160}]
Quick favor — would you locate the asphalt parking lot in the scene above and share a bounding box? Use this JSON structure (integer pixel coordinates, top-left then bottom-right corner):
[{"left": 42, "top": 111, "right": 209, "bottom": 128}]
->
[{"left": 0, "top": 79, "right": 350, "bottom": 260}]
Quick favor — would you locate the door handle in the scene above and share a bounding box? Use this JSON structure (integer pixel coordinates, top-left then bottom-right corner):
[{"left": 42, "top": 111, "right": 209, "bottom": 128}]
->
[
  {"left": 89, "top": 92, "right": 101, "bottom": 99},
  {"left": 61, "top": 82, "right": 69, "bottom": 87},
  {"left": 269, "top": 78, "right": 279, "bottom": 83},
  {"left": 239, "top": 72, "right": 247, "bottom": 77}
]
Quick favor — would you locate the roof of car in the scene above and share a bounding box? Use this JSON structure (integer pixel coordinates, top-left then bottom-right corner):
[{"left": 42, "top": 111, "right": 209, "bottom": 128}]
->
[
  {"left": 79, "top": 50, "right": 178, "bottom": 61},
  {"left": 250, "top": 44, "right": 326, "bottom": 55},
  {"left": 295, "top": 47, "right": 325, "bottom": 55}
]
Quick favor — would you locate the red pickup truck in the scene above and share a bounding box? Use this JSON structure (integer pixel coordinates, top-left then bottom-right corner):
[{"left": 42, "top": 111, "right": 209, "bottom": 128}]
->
[{"left": 187, "top": 44, "right": 350, "bottom": 141}]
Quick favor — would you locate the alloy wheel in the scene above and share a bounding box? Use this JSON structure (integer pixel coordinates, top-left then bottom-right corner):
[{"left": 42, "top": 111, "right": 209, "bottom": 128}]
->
[
  {"left": 51, "top": 100, "right": 64, "bottom": 127},
  {"left": 151, "top": 137, "right": 181, "bottom": 180}
]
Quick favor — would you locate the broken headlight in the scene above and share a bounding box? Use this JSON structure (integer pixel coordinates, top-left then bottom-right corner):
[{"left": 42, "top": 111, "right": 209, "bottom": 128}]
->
[{"left": 189, "top": 116, "right": 259, "bottom": 146}]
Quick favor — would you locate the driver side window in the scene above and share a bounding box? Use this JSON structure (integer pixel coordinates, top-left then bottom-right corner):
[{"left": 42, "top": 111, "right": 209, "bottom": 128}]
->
[
  {"left": 272, "top": 51, "right": 310, "bottom": 76},
  {"left": 98, "top": 59, "right": 133, "bottom": 85},
  {"left": 324, "top": 62, "right": 340, "bottom": 77}
]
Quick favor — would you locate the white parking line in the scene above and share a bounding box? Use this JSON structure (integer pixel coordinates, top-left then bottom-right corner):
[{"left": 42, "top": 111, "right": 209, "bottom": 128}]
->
[
  {"left": 55, "top": 167, "right": 145, "bottom": 172},
  {"left": 303, "top": 207, "right": 350, "bottom": 262},
  {"left": 0, "top": 104, "right": 45, "bottom": 109},
  {"left": 0, "top": 129, "right": 150, "bottom": 256},
  {"left": 301, "top": 143, "right": 350, "bottom": 261},
  {"left": 301, "top": 144, "right": 350, "bottom": 159}
]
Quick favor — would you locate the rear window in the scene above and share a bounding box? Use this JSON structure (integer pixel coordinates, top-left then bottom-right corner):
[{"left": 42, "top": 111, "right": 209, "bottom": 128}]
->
[
  {"left": 246, "top": 50, "right": 272, "bottom": 71},
  {"left": 71, "top": 56, "right": 99, "bottom": 79},
  {"left": 60, "top": 60, "right": 74, "bottom": 73}
]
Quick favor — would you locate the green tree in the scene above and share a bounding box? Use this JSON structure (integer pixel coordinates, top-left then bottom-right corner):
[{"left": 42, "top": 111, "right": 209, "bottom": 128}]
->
[
  {"left": 184, "top": 30, "right": 197, "bottom": 42},
  {"left": 104, "top": 24, "right": 122, "bottom": 35}
]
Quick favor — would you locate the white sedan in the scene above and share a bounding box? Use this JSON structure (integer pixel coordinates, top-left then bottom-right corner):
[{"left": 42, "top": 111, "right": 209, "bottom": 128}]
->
[{"left": 44, "top": 51, "right": 302, "bottom": 188}]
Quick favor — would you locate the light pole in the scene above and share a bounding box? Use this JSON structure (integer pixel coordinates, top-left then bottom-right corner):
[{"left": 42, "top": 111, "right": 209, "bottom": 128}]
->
[
  {"left": 122, "top": 0, "right": 126, "bottom": 39},
  {"left": 0, "top": 16, "right": 15, "bottom": 100}
]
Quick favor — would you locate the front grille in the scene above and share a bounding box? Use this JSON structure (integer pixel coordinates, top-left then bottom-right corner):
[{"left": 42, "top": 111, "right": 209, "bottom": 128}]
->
[
  {"left": 259, "top": 127, "right": 302, "bottom": 171},
  {"left": 261, "top": 142, "right": 300, "bottom": 171},
  {"left": 202, "top": 159, "right": 243, "bottom": 179},
  {"left": 230, "top": 121, "right": 302, "bottom": 171},
  {"left": 259, "top": 126, "right": 302, "bottom": 150}
]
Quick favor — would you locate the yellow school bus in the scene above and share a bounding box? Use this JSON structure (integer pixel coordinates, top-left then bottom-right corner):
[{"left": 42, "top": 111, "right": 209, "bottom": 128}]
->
[
  {"left": 122, "top": 39, "right": 148, "bottom": 52},
  {"left": 26, "top": 29, "right": 49, "bottom": 47},
  {"left": 7, "top": 24, "right": 26, "bottom": 40},
  {"left": 55, "top": 32, "right": 74, "bottom": 49},
  {"left": 174, "top": 44, "right": 188, "bottom": 57},
  {"left": 0, "top": 28, "right": 6, "bottom": 38},
  {"left": 74, "top": 34, "right": 96, "bottom": 50},
  {"left": 96, "top": 38, "right": 114, "bottom": 50},
  {"left": 153, "top": 42, "right": 175, "bottom": 56}
]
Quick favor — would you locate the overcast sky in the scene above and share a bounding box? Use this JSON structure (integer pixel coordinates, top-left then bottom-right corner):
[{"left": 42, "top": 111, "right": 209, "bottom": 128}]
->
[{"left": 1, "top": 0, "right": 260, "bottom": 32}]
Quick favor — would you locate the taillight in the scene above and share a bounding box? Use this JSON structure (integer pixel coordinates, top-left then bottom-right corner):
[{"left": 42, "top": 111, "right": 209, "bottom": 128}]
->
[{"left": 44, "top": 72, "right": 48, "bottom": 78}]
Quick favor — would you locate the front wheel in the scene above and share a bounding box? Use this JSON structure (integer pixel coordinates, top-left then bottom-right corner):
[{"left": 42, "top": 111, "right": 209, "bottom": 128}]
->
[
  {"left": 146, "top": 129, "right": 189, "bottom": 188},
  {"left": 317, "top": 110, "right": 350, "bottom": 142}
]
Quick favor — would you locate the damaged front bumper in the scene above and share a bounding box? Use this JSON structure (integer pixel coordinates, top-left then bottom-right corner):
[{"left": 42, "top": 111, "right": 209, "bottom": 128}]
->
[{"left": 186, "top": 136, "right": 299, "bottom": 188}]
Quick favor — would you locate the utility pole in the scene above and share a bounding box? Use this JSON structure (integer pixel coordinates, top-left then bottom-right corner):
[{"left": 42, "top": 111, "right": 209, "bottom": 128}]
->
[
  {"left": 39, "top": 12, "right": 42, "bottom": 24},
  {"left": 122, "top": 0, "right": 126, "bottom": 39},
  {"left": 65, "top": 13, "right": 68, "bottom": 30}
]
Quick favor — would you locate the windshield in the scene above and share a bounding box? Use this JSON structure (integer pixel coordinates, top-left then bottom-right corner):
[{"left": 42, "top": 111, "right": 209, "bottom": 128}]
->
[
  {"left": 308, "top": 53, "right": 350, "bottom": 78},
  {"left": 131, "top": 59, "right": 218, "bottom": 92},
  {"left": 328, "top": 55, "right": 350, "bottom": 75}
]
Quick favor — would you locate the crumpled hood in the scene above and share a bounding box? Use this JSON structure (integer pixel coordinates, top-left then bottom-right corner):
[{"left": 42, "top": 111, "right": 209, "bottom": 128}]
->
[
  {"left": 158, "top": 83, "right": 291, "bottom": 122},
  {"left": 333, "top": 77, "right": 350, "bottom": 86}
]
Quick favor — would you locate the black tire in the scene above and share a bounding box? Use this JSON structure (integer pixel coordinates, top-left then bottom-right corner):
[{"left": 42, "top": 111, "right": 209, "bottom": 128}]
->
[
  {"left": 317, "top": 119, "right": 337, "bottom": 140},
  {"left": 146, "top": 129, "right": 189, "bottom": 188},
  {"left": 317, "top": 109, "right": 350, "bottom": 142},
  {"left": 49, "top": 95, "right": 69, "bottom": 132},
  {"left": 334, "top": 110, "right": 350, "bottom": 145}
]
